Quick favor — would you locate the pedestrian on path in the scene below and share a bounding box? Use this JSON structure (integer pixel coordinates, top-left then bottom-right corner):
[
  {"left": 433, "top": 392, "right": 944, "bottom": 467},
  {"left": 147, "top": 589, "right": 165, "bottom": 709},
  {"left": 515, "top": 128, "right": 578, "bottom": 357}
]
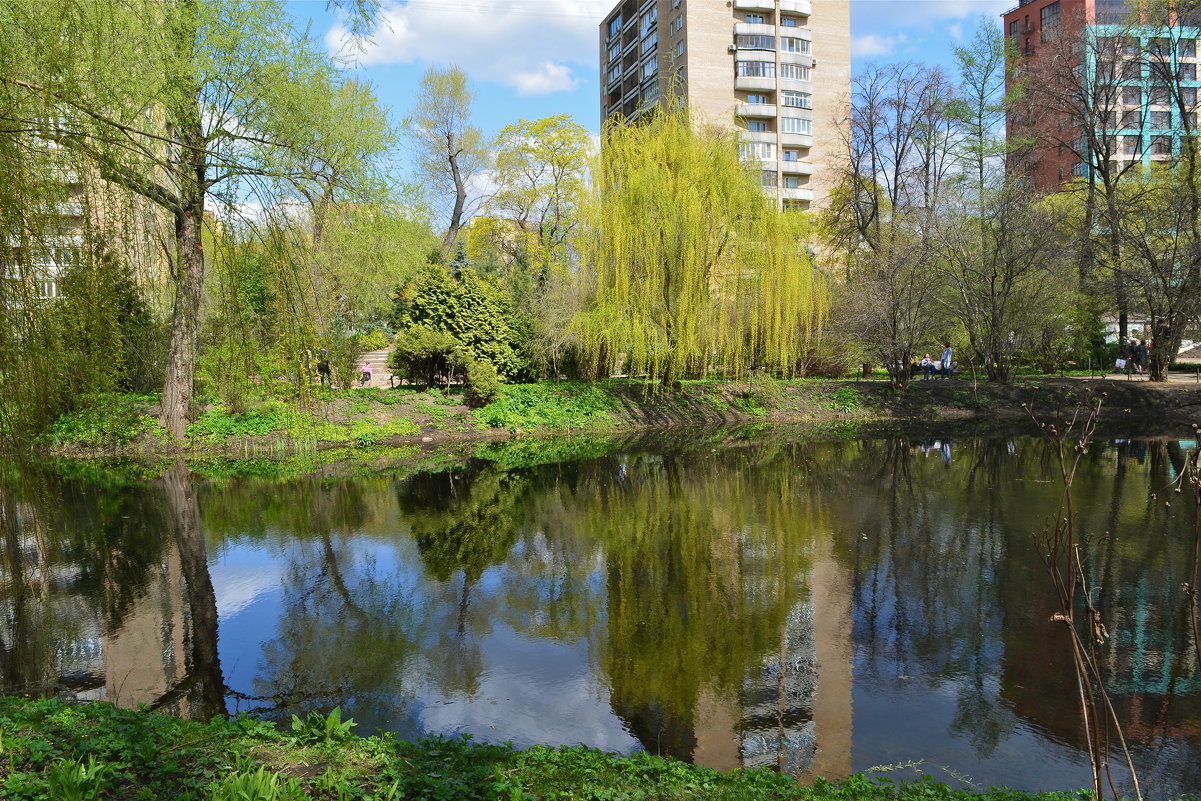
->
[
  {"left": 359, "top": 361, "right": 373, "bottom": 387},
  {"left": 940, "top": 343, "right": 953, "bottom": 379}
]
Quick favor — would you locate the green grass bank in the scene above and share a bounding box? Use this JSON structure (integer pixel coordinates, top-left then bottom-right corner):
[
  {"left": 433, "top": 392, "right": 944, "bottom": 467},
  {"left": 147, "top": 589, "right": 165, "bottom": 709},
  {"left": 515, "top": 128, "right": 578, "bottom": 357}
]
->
[
  {"left": 0, "top": 697, "right": 1110, "bottom": 801},
  {"left": 38, "top": 375, "right": 1201, "bottom": 459}
]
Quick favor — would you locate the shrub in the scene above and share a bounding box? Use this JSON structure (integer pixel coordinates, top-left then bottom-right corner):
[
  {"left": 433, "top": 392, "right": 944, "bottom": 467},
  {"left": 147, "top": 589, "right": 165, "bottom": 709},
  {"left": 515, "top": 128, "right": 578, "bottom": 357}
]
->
[
  {"left": 389, "top": 326, "right": 462, "bottom": 388},
  {"left": 358, "top": 328, "right": 391, "bottom": 352},
  {"left": 464, "top": 359, "right": 501, "bottom": 407},
  {"left": 395, "top": 265, "right": 527, "bottom": 378}
]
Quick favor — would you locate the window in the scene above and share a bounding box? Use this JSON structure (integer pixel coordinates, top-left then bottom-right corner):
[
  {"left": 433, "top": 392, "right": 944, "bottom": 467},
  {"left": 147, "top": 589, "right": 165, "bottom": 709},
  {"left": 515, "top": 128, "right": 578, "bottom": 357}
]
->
[
  {"left": 783, "top": 200, "right": 806, "bottom": 212},
  {"left": 608, "top": 65, "right": 621, "bottom": 84},
  {"left": 1152, "top": 134, "right": 1172, "bottom": 154},
  {"left": 1121, "top": 108, "right": 1141, "bottom": 128},
  {"left": 736, "top": 61, "right": 775, "bottom": 78},
  {"left": 782, "top": 175, "right": 802, "bottom": 188},
  {"left": 745, "top": 13, "right": 765, "bottom": 23},
  {"left": 608, "top": 44, "right": 620, "bottom": 63},
  {"left": 1152, "top": 110, "right": 1171, "bottom": 128},
  {"left": 780, "top": 116, "right": 812, "bottom": 134},
  {"left": 1181, "top": 63, "right": 1197, "bottom": 81},
  {"left": 782, "top": 149, "right": 801, "bottom": 161},
  {"left": 1096, "top": 0, "right": 1134, "bottom": 25},
  {"left": 1072, "top": 162, "right": 1087, "bottom": 177},
  {"left": 641, "top": 6, "right": 657, "bottom": 35},
  {"left": 38, "top": 278, "right": 59, "bottom": 299},
  {"left": 1121, "top": 38, "right": 1140, "bottom": 57},
  {"left": 779, "top": 63, "right": 810, "bottom": 81},
  {"left": 1119, "top": 59, "right": 1140, "bottom": 80},
  {"left": 761, "top": 170, "right": 777, "bottom": 187},
  {"left": 1122, "top": 134, "right": 1141, "bottom": 154},
  {"left": 782, "top": 37, "right": 810, "bottom": 54},
  {"left": 608, "top": 16, "right": 622, "bottom": 38},
  {"left": 1151, "top": 38, "right": 1170, "bottom": 56},
  {"left": 642, "top": 31, "right": 657, "bottom": 54},
  {"left": 781, "top": 90, "right": 811, "bottom": 108},
  {"left": 1184, "top": 87, "right": 1198, "bottom": 107},
  {"left": 1101, "top": 110, "right": 1118, "bottom": 129},
  {"left": 747, "top": 120, "right": 768, "bottom": 132},
  {"left": 643, "top": 55, "right": 658, "bottom": 79},
  {"left": 1040, "top": 1, "right": 1060, "bottom": 41},
  {"left": 739, "top": 141, "right": 775, "bottom": 160},
  {"left": 674, "top": 40, "right": 685, "bottom": 58},
  {"left": 1188, "top": 111, "right": 1201, "bottom": 129},
  {"left": 669, "top": 14, "right": 683, "bottom": 35},
  {"left": 642, "top": 82, "right": 659, "bottom": 103},
  {"left": 736, "top": 34, "right": 775, "bottom": 50},
  {"left": 781, "top": 16, "right": 798, "bottom": 28},
  {"left": 1009, "top": 20, "right": 1019, "bottom": 43},
  {"left": 1122, "top": 85, "right": 1142, "bottom": 106},
  {"left": 1182, "top": 39, "right": 1197, "bottom": 58},
  {"left": 671, "top": 0, "right": 680, "bottom": 7},
  {"left": 745, "top": 94, "right": 768, "bottom": 104},
  {"left": 1150, "top": 83, "right": 1170, "bottom": 105}
]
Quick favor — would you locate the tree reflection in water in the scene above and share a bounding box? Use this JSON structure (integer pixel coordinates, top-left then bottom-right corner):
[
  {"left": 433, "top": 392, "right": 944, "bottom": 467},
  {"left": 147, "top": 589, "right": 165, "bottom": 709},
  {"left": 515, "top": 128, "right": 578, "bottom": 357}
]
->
[{"left": 1, "top": 431, "right": 1200, "bottom": 796}]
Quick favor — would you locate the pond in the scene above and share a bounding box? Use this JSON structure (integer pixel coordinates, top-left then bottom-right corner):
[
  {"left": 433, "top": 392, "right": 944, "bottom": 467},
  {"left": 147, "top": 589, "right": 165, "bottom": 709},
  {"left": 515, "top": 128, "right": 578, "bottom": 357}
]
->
[{"left": 1, "top": 427, "right": 1199, "bottom": 798}]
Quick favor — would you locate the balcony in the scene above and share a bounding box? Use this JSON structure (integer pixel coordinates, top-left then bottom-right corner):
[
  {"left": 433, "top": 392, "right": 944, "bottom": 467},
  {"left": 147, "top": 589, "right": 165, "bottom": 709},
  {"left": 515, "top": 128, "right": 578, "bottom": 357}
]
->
[
  {"left": 780, "top": 132, "right": 813, "bottom": 147},
  {"left": 779, "top": 0, "right": 811, "bottom": 14},
  {"left": 780, "top": 186, "right": 814, "bottom": 202},
  {"left": 736, "top": 102, "right": 777, "bottom": 118},
  {"left": 780, "top": 160, "right": 814, "bottom": 175},
  {"left": 735, "top": 76, "right": 776, "bottom": 91},
  {"left": 54, "top": 201, "right": 85, "bottom": 217},
  {"left": 740, "top": 130, "right": 776, "bottom": 146},
  {"left": 733, "top": 22, "right": 776, "bottom": 37},
  {"left": 779, "top": 51, "right": 813, "bottom": 67},
  {"left": 732, "top": 0, "right": 774, "bottom": 10}
]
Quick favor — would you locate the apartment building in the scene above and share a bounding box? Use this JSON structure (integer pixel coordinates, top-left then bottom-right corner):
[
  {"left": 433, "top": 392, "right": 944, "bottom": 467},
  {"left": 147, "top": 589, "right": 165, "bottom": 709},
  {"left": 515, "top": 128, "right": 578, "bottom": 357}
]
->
[
  {"left": 598, "top": 0, "right": 851, "bottom": 211},
  {"left": 1004, "top": 0, "right": 1201, "bottom": 192}
]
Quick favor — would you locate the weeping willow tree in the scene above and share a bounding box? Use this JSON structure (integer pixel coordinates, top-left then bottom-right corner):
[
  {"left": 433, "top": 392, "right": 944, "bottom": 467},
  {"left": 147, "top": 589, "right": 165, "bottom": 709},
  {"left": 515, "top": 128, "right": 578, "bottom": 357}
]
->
[{"left": 574, "top": 108, "right": 827, "bottom": 384}]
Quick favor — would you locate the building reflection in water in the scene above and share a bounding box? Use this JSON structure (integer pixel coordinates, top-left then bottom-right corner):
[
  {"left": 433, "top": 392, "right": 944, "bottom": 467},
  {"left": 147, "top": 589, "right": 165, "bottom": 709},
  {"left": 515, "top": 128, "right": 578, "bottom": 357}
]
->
[{"left": 1, "top": 432, "right": 1199, "bottom": 797}]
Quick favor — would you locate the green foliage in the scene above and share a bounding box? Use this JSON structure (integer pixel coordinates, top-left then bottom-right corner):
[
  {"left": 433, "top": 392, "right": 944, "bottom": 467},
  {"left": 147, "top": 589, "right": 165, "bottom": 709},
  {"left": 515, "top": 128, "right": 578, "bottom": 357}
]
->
[
  {"left": 577, "top": 106, "right": 827, "bottom": 385},
  {"left": 463, "top": 358, "right": 500, "bottom": 408},
  {"left": 47, "top": 394, "right": 160, "bottom": 447},
  {"left": 290, "top": 707, "right": 357, "bottom": 746},
  {"left": 388, "top": 325, "right": 462, "bottom": 388},
  {"left": 829, "top": 387, "right": 864, "bottom": 414},
  {"left": 211, "top": 764, "right": 305, "bottom": 801},
  {"left": 186, "top": 401, "right": 418, "bottom": 447},
  {"left": 473, "top": 434, "right": 623, "bottom": 469},
  {"left": 394, "top": 265, "right": 526, "bottom": 378},
  {"left": 0, "top": 697, "right": 1112, "bottom": 801},
  {"left": 46, "top": 755, "right": 122, "bottom": 801},
  {"left": 358, "top": 328, "right": 391, "bottom": 352},
  {"left": 472, "top": 382, "right": 619, "bottom": 431}
]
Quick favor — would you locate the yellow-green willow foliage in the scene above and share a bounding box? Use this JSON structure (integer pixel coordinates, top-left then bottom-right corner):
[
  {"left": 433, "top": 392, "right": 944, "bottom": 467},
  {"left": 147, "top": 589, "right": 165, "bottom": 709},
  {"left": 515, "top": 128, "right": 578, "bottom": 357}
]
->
[{"left": 574, "top": 108, "right": 827, "bottom": 383}]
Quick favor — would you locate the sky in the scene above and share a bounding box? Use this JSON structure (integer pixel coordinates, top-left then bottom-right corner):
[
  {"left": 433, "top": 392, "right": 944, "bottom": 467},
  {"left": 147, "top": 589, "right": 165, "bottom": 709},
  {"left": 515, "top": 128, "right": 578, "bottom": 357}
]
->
[{"left": 286, "top": 0, "right": 1014, "bottom": 160}]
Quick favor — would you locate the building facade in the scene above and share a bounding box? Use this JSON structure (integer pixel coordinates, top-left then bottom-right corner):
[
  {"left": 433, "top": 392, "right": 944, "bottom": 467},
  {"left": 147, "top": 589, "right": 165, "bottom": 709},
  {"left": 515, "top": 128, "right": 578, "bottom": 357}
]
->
[
  {"left": 598, "top": 0, "right": 851, "bottom": 211},
  {"left": 1004, "top": 0, "right": 1201, "bottom": 192}
]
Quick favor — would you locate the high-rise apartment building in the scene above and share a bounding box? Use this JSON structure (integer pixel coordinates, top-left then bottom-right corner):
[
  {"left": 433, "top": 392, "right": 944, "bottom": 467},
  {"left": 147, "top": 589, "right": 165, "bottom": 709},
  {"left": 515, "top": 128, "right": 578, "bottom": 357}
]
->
[
  {"left": 599, "top": 0, "right": 851, "bottom": 211},
  {"left": 1004, "top": 0, "right": 1201, "bottom": 193}
]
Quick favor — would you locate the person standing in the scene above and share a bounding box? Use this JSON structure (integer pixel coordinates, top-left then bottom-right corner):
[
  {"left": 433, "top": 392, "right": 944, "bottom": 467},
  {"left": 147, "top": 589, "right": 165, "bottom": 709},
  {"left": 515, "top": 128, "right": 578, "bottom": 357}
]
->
[
  {"left": 940, "top": 343, "right": 953, "bottom": 379},
  {"left": 1134, "top": 339, "right": 1148, "bottom": 375}
]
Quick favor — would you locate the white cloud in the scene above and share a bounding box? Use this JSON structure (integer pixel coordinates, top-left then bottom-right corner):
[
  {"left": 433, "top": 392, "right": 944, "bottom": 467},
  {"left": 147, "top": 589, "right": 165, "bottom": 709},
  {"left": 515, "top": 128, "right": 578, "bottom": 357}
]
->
[
  {"left": 922, "top": 0, "right": 1012, "bottom": 18},
  {"left": 948, "top": 22, "right": 964, "bottom": 41},
  {"left": 327, "top": 0, "right": 612, "bottom": 95},
  {"left": 510, "top": 62, "right": 581, "bottom": 96},
  {"left": 853, "top": 34, "right": 901, "bottom": 57}
]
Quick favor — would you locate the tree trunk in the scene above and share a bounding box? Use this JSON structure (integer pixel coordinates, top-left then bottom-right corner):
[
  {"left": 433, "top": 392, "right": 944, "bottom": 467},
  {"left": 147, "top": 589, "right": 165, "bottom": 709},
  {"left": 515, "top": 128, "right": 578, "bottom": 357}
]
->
[
  {"left": 160, "top": 128, "right": 206, "bottom": 439},
  {"left": 157, "top": 460, "right": 225, "bottom": 719},
  {"left": 443, "top": 133, "right": 466, "bottom": 254}
]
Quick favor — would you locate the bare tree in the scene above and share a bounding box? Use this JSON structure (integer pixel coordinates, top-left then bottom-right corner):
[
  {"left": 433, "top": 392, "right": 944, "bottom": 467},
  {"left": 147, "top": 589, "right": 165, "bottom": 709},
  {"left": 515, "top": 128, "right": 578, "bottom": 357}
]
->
[{"left": 406, "top": 65, "right": 489, "bottom": 254}]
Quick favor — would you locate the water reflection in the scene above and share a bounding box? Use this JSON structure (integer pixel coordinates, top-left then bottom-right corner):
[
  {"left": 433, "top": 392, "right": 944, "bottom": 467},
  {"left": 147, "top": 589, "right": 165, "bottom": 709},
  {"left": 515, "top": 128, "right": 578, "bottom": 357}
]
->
[{"left": 1, "top": 432, "right": 1200, "bottom": 797}]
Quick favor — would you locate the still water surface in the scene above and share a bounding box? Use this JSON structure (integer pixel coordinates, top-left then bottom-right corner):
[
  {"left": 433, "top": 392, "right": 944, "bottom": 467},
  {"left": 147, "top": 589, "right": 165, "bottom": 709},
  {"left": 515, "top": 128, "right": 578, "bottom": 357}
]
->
[{"left": 2, "top": 430, "right": 1200, "bottom": 798}]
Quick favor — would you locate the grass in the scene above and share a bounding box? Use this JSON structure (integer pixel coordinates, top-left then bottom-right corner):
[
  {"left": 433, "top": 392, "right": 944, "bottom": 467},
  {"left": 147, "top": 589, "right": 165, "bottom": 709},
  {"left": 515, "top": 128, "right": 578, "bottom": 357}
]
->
[
  {"left": 0, "top": 696, "right": 1117, "bottom": 801},
  {"left": 472, "top": 382, "right": 621, "bottom": 431}
]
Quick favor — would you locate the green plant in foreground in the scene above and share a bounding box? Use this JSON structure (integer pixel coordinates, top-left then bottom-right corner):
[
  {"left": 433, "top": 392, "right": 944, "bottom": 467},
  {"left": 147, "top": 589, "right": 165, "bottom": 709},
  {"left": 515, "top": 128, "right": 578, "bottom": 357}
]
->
[
  {"left": 211, "top": 765, "right": 305, "bottom": 801},
  {"left": 46, "top": 755, "right": 122, "bottom": 801},
  {"left": 829, "top": 387, "right": 863, "bottom": 414},
  {"left": 290, "top": 707, "right": 357, "bottom": 745}
]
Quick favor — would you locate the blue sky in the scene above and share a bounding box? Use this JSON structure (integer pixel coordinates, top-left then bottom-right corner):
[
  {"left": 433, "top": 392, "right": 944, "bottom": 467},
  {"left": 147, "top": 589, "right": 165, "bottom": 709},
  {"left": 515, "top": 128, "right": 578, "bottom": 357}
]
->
[{"left": 287, "top": 0, "right": 1012, "bottom": 156}]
